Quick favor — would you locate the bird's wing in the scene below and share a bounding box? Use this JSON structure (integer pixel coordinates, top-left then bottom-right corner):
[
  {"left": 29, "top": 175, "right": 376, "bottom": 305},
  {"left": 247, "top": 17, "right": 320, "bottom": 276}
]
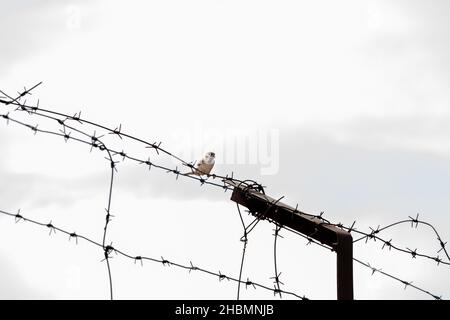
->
[
  {"left": 197, "top": 162, "right": 214, "bottom": 174},
  {"left": 196, "top": 159, "right": 205, "bottom": 167}
]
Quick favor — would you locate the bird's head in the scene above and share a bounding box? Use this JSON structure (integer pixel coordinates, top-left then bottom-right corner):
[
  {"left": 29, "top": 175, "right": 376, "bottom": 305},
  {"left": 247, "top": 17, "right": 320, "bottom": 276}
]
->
[{"left": 204, "top": 151, "right": 216, "bottom": 164}]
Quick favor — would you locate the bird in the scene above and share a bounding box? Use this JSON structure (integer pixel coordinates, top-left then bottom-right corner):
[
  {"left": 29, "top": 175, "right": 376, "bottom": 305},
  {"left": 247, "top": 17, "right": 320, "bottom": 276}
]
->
[{"left": 185, "top": 152, "right": 215, "bottom": 176}]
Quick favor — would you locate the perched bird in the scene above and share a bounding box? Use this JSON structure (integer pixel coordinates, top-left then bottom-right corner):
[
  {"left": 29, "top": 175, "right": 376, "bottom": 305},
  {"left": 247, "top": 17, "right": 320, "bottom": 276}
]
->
[{"left": 185, "top": 152, "right": 215, "bottom": 176}]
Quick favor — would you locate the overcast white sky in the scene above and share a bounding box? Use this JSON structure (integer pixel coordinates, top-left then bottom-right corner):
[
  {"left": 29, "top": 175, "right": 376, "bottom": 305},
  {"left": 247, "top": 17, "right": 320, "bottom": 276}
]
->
[{"left": 1, "top": 0, "right": 450, "bottom": 300}]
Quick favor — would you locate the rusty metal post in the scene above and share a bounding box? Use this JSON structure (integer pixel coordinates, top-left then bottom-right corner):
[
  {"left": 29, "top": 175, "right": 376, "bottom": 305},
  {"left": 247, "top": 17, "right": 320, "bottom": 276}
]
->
[
  {"left": 335, "top": 229, "right": 353, "bottom": 300},
  {"left": 228, "top": 181, "right": 354, "bottom": 300}
]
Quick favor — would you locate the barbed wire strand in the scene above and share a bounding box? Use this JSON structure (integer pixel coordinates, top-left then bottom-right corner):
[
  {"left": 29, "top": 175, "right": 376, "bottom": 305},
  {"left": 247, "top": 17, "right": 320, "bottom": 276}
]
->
[
  {"left": 316, "top": 219, "right": 450, "bottom": 266},
  {"left": 246, "top": 186, "right": 450, "bottom": 267},
  {"left": 0, "top": 208, "right": 308, "bottom": 300},
  {"left": 272, "top": 223, "right": 283, "bottom": 298},
  {"left": 244, "top": 196, "right": 285, "bottom": 237},
  {"left": 0, "top": 106, "right": 248, "bottom": 192},
  {"left": 0, "top": 85, "right": 257, "bottom": 191},
  {"left": 101, "top": 144, "right": 115, "bottom": 300},
  {"left": 279, "top": 224, "right": 443, "bottom": 300},
  {"left": 250, "top": 190, "right": 450, "bottom": 267},
  {"left": 0, "top": 111, "right": 117, "bottom": 299},
  {"left": 353, "top": 258, "right": 442, "bottom": 300},
  {"left": 350, "top": 218, "right": 450, "bottom": 262},
  {"left": 235, "top": 203, "right": 248, "bottom": 300}
]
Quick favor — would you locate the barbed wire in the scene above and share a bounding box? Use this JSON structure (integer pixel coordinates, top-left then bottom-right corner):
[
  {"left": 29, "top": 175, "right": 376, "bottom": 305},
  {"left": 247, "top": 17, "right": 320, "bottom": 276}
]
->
[
  {"left": 0, "top": 83, "right": 448, "bottom": 300},
  {"left": 101, "top": 140, "right": 115, "bottom": 300},
  {"left": 235, "top": 203, "right": 249, "bottom": 300},
  {"left": 325, "top": 218, "right": 450, "bottom": 266},
  {"left": 353, "top": 258, "right": 442, "bottom": 300},
  {"left": 231, "top": 200, "right": 446, "bottom": 300},
  {"left": 351, "top": 217, "right": 450, "bottom": 262},
  {"left": 0, "top": 108, "right": 258, "bottom": 194},
  {"left": 230, "top": 184, "right": 447, "bottom": 300},
  {"left": 279, "top": 224, "right": 443, "bottom": 300},
  {"left": 272, "top": 223, "right": 284, "bottom": 298},
  {"left": 0, "top": 83, "right": 260, "bottom": 193},
  {"left": 247, "top": 191, "right": 450, "bottom": 266},
  {"left": 1, "top": 86, "right": 118, "bottom": 298},
  {"left": 216, "top": 182, "right": 446, "bottom": 300},
  {"left": 0, "top": 83, "right": 304, "bottom": 300},
  {"left": 0, "top": 208, "right": 308, "bottom": 300}
]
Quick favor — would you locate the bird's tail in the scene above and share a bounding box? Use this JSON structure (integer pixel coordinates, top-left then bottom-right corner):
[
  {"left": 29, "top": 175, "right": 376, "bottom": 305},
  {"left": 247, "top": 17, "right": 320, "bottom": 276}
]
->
[{"left": 183, "top": 170, "right": 199, "bottom": 176}]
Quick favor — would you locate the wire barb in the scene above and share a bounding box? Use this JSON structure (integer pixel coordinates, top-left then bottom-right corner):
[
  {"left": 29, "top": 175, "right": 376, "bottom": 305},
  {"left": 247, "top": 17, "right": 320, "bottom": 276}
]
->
[
  {"left": 69, "top": 232, "right": 79, "bottom": 244},
  {"left": 408, "top": 213, "right": 420, "bottom": 228}
]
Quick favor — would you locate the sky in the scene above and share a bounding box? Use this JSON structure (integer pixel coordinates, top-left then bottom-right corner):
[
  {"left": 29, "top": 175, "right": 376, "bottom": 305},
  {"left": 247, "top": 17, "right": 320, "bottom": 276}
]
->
[{"left": 0, "top": 0, "right": 450, "bottom": 300}]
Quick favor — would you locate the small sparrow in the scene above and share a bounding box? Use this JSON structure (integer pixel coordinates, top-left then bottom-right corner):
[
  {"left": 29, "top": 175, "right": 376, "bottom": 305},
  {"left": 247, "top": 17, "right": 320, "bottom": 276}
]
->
[{"left": 186, "top": 152, "right": 215, "bottom": 176}]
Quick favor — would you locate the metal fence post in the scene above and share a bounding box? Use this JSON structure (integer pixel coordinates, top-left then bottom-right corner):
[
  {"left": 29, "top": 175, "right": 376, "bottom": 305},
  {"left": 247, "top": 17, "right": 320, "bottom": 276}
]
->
[
  {"left": 229, "top": 181, "right": 354, "bottom": 300},
  {"left": 335, "top": 229, "right": 353, "bottom": 300}
]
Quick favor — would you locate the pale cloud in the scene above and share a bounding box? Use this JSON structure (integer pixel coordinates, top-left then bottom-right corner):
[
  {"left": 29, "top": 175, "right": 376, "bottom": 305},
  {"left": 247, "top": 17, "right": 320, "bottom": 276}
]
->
[
  {"left": 0, "top": 1, "right": 101, "bottom": 76},
  {"left": 327, "top": 115, "right": 450, "bottom": 158},
  {"left": 0, "top": 251, "right": 51, "bottom": 299}
]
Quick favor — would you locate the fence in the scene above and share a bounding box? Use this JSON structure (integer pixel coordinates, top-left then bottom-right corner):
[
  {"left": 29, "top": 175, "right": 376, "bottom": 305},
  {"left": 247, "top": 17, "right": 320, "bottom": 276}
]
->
[{"left": 0, "top": 82, "right": 448, "bottom": 300}]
